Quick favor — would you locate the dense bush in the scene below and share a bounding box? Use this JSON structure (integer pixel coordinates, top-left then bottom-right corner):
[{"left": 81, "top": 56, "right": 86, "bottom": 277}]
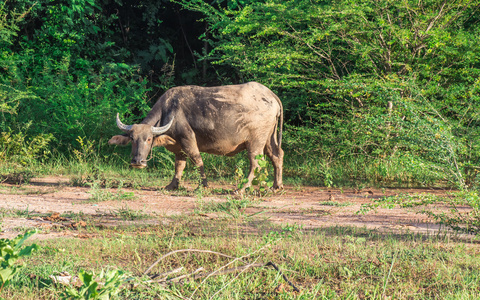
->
[{"left": 182, "top": 0, "right": 480, "bottom": 188}]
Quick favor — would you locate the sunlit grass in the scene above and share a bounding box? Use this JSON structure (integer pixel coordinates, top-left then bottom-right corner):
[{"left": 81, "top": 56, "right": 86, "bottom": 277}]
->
[{"left": 2, "top": 216, "right": 480, "bottom": 299}]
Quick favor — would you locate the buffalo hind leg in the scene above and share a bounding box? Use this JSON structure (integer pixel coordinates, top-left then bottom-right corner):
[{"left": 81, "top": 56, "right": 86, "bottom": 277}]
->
[
  {"left": 238, "top": 147, "right": 263, "bottom": 193},
  {"left": 264, "top": 137, "right": 284, "bottom": 190},
  {"left": 165, "top": 152, "right": 187, "bottom": 190}
]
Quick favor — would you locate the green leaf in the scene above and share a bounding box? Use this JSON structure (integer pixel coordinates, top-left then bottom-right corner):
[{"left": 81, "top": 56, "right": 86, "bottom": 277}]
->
[
  {"left": 0, "top": 267, "right": 15, "bottom": 284},
  {"left": 13, "top": 230, "right": 37, "bottom": 250},
  {"left": 79, "top": 270, "right": 94, "bottom": 286},
  {"left": 18, "top": 244, "right": 39, "bottom": 257}
]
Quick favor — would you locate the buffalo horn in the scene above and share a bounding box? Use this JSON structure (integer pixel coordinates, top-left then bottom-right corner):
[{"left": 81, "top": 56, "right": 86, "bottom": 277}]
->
[
  {"left": 151, "top": 116, "right": 174, "bottom": 136},
  {"left": 116, "top": 113, "right": 133, "bottom": 133}
]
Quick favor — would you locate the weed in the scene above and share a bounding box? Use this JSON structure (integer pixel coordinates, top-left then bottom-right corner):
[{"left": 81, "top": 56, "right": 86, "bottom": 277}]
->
[
  {"left": 319, "top": 200, "right": 354, "bottom": 207},
  {"left": 195, "top": 196, "right": 259, "bottom": 219},
  {"left": 116, "top": 190, "right": 136, "bottom": 201},
  {"left": 87, "top": 181, "right": 115, "bottom": 202},
  {"left": 236, "top": 155, "right": 274, "bottom": 194},
  {"left": 72, "top": 136, "right": 95, "bottom": 165},
  {"left": 61, "top": 269, "right": 129, "bottom": 300},
  {"left": 0, "top": 129, "right": 53, "bottom": 165},
  {"left": 86, "top": 179, "right": 137, "bottom": 202},
  {"left": 113, "top": 206, "right": 150, "bottom": 221},
  {"left": 233, "top": 157, "right": 246, "bottom": 188},
  {"left": 61, "top": 211, "right": 86, "bottom": 220},
  {"left": 15, "top": 206, "right": 32, "bottom": 218},
  {"left": 252, "top": 155, "right": 274, "bottom": 191},
  {"left": 0, "top": 230, "right": 38, "bottom": 294}
]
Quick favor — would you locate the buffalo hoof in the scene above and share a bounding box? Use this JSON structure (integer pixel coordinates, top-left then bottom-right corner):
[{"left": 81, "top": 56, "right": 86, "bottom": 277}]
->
[
  {"left": 234, "top": 186, "right": 247, "bottom": 195},
  {"left": 194, "top": 180, "right": 209, "bottom": 192},
  {"left": 194, "top": 185, "right": 209, "bottom": 194},
  {"left": 164, "top": 180, "right": 179, "bottom": 191},
  {"left": 273, "top": 184, "right": 284, "bottom": 191}
]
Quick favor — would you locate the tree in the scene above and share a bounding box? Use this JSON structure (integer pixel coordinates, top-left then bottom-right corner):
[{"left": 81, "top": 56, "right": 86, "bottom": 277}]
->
[{"left": 182, "top": 0, "right": 480, "bottom": 187}]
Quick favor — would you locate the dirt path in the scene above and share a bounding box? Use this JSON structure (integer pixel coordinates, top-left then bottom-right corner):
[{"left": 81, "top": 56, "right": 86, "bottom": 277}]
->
[{"left": 0, "top": 176, "right": 461, "bottom": 240}]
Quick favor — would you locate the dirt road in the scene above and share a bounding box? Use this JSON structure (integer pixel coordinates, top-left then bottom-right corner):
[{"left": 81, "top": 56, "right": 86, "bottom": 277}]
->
[{"left": 0, "top": 176, "right": 458, "bottom": 240}]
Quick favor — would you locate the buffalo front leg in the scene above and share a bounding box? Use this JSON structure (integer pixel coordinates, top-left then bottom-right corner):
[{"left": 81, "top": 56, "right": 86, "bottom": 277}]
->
[
  {"left": 191, "top": 153, "right": 208, "bottom": 188},
  {"left": 165, "top": 152, "right": 187, "bottom": 190},
  {"left": 182, "top": 146, "right": 208, "bottom": 188}
]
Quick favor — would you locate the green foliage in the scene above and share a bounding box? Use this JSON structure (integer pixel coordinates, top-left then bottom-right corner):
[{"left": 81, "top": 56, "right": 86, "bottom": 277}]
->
[
  {"left": 62, "top": 269, "right": 128, "bottom": 300},
  {"left": 0, "top": 230, "right": 38, "bottom": 293},
  {"left": 73, "top": 136, "right": 96, "bottom": 165},
  {"left": 252, "top": 155, "right": 274, "bottom": 192},
  {"left": 0, "top": 1, "right": 19, "bottom": 46},
  {"left": 184, "top": 0, "right": 480, "bottom": 188},
  {"left": 9, "top": 58, "right": 152, "bottom": 150},
  {"left": 1, "top": 0, "right": 166, "bottom": 152},
  {"left": 236, "top": 155, "right": 274, "bottom": 193},
  {"left": 0, "top": 129, "right": 53, "bottom": 164},
  {"left": 0, "top": 1, "right": 35, "bottom": 118}
]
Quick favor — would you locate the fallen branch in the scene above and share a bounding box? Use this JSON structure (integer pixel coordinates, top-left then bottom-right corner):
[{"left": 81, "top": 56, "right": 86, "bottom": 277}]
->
[
  {"left": 149, "top": 267, "right": 184, "bottom": 282},
  {"left": 194, "top": 263, "right": 264, "bottom": 279},
  {"left": 189, "top": 244, "right": 271, "bottom": 299},
  {"left": 168, "top": 267, "right": 204, "bottom": 283},
  {"left": 207, "top": 257, "right": 263, "bottom": 299},
  {"left": 264, "top": 261, "right": 300, "bottom": 293}
]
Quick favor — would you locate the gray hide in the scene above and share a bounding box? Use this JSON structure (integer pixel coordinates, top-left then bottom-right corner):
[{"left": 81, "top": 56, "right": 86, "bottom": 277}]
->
[{"left": 109, "top": 81, "right": 284, "bottom": 191}]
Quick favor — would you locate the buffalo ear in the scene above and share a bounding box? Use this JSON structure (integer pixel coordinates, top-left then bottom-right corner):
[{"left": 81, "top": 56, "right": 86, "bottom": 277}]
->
[
  {"left": 108, "top": 135, "right": 132, "bottom": 146},
  {"left": 153, "top": 135, "right": 176, "bottom": 147}
]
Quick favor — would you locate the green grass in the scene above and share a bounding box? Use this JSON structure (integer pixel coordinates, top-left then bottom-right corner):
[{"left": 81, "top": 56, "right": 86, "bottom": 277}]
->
[
  {"left": 0, "top": 142, "right": 452, "bottom": 190},
  {"left": 1, "top": 216, "right": 480, "bottom": 299},
  {"left": 283, "top": 153, "right": 450, "bottom": 188},
  {"left": 112, "top": 205, "right": 151, "bottom": 221},
  {"left": 318, "top": 201, "right": 354, "bottom": 207},
  {"left": 194, "top": 196, "right": 258, "bottom": 217}
]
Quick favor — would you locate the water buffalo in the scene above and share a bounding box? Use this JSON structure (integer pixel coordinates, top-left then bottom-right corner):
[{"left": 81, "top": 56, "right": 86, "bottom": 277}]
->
[{"left": 108, "top": 82, "right": 283, "bottom": 192}]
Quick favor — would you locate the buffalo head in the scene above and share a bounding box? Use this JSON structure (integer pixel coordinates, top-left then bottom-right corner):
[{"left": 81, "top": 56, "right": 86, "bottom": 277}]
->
[{"left": 108, "top": 113, "right": 175, "bottom": 168}]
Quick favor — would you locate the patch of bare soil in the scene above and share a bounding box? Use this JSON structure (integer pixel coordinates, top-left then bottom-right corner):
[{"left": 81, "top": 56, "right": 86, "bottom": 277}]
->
[{"left": 0, "top": 176, "right": 464, "bottom": 240}]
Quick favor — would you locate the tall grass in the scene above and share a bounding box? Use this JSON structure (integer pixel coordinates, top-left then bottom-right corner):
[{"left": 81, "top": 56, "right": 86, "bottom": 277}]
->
[{"left": 0, "top": 145, "right": 451, "bottom": 189}]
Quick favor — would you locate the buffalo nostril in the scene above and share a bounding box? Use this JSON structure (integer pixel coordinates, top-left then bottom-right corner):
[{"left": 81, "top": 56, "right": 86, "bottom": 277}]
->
[
  {"left": 131, "top": 159, "right": 146, "bottom": 165},
  {"left": 130, "top": 159, "right": 147, "bottom": 169}
]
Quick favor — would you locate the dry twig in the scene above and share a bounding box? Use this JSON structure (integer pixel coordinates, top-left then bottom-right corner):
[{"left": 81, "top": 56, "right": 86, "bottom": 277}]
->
[
  {"left": 149, "top": 267, "right": 184, "bottom": 282},
  {"left": 143, "top": 249, "right": 239, "bottom": 276}
]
